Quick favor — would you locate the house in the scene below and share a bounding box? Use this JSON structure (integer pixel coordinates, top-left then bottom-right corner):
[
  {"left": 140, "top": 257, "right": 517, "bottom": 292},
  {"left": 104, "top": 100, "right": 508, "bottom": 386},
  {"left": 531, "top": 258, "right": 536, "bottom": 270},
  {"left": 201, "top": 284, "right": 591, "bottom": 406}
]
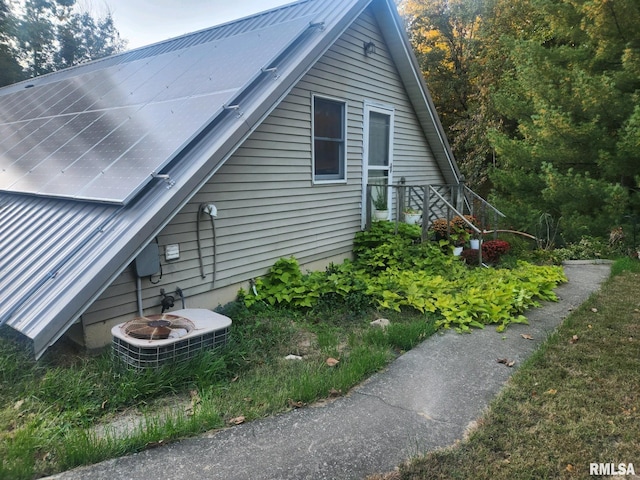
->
[{"left": 0, "top": 0, "right": 464, "bottom": 359}]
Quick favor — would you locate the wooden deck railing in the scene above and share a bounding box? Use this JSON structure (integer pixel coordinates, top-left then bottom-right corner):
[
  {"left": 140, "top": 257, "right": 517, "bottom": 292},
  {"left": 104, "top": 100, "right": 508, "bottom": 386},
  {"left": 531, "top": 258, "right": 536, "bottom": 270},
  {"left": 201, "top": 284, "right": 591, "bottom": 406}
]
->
[{"left": 365, "top": 178, "right": 506, "bottom": 265}]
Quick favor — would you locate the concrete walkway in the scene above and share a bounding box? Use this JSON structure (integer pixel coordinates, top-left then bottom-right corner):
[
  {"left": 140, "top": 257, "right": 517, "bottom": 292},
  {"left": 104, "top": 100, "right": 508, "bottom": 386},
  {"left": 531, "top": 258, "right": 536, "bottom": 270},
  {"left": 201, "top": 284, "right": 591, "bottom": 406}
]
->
[{"left": 49, "top": 262, "right": 611, "bottom": 480}]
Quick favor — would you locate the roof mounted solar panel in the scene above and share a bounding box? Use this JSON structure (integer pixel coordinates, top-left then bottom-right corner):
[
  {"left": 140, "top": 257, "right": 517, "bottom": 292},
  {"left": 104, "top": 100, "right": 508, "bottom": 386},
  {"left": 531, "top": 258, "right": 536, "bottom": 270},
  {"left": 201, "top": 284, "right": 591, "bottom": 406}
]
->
[{"left": 0, "top": 15, "right": 316, "bottom": 204}]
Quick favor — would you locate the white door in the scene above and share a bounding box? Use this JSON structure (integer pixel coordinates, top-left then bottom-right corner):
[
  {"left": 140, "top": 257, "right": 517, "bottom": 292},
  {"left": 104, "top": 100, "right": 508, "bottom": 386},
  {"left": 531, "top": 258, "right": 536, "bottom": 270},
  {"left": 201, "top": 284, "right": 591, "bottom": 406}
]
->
[{"left": 362, "top": 103, "right": 394, "bottom": 228}]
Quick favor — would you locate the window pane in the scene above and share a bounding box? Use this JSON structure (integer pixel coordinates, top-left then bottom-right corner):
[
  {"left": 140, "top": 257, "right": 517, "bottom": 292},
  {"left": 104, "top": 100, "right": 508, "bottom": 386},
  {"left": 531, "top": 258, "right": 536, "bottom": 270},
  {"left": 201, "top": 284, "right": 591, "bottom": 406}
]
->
[
  {"left": 314, "top": 140, "right": 342, "bottom": 176},
  {"left": 313, "top": 97, "right": 345, "bottom": 181},
  {"left": 314, "top": 98, "right": 343, "bottom": 139},
  {"left": 368, "top": 111, "right": 389, "bottom": 167}
]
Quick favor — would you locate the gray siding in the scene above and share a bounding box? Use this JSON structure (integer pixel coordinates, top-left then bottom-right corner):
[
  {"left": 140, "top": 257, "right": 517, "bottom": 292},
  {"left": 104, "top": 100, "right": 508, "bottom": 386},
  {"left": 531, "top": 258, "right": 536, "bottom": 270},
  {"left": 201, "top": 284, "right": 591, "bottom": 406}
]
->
[{"left": 82, "top": 8, "right": 445, "bottom": 328}]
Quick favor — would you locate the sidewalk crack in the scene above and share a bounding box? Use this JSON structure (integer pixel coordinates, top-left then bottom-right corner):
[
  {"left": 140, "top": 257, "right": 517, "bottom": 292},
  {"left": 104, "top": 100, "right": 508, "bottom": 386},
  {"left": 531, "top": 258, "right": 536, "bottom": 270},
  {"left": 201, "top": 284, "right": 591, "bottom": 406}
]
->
[{"left": 353, "top": 391, "right": 457, "bottom": 427}]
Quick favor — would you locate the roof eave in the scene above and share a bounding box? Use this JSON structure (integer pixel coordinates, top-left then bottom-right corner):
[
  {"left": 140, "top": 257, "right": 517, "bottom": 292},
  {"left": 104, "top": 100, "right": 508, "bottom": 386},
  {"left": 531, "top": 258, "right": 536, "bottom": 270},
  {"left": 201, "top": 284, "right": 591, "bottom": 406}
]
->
[{"left": 372, "top": 0, "right": 461, "bottom": 184}]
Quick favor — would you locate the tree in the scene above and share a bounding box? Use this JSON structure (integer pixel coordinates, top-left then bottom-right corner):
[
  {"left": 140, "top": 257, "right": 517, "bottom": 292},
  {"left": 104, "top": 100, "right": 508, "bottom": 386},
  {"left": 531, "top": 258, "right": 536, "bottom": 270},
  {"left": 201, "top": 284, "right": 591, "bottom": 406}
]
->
[
  {"left": 55, "top": 10, "right": 125, "bottom": 69},
  {"left": 9, "top": 0, "right": 126, "bottom": 79},
  {"left": 486, "top": 0, "right": 640, "bottom": 242},
  {"left": 13, "top": 0, "right": 74, "bottom": 77},
  {"left": 0, "top": 0, "right": 24, "bottom": 86},
  {"left": 400, "top": 0, "right": 499, "bottom": 192}
]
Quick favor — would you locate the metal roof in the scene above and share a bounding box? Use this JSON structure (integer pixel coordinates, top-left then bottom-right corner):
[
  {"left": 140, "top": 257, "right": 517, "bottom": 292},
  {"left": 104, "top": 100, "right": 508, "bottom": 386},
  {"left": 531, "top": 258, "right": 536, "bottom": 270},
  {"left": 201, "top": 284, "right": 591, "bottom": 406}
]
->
[
  {"left": 0, "top": 8, "right": 315, "bottom": 203},
  {"left": 0, "top": 0, "right": 459, "bottom": 358}
]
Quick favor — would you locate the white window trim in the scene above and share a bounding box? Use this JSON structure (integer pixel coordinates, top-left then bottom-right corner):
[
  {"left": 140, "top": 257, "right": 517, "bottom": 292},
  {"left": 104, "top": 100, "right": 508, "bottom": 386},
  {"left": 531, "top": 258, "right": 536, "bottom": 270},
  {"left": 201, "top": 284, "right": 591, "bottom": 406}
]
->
[
  {"left": 361, "top": 101, "right": 395, "bottom": 229},
  {"left": 312, "top": 94, "right": 348, "bottom": 185}
]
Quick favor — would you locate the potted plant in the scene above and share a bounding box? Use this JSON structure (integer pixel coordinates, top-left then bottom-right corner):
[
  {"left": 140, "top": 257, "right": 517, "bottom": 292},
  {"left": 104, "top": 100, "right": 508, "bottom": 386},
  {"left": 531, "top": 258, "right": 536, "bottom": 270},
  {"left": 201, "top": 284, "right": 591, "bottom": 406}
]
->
[
  {"left": 451, "top": 215, "right": 480, "bottom": 248},
  {"left": 404, "top": 208, "right": 422, "bottom": 225},
  {"left": 449, "top": 216, "right": 471, "bottom": 255},
  {"left": 372, "top": 185, "right": 388, "bottom": 220},
  {"left": 465, "top": 215, "right": 482, "bottom": 249},
  {"left": 450, "top": 231, "right": 468, "bottom": 255},
  {"left": 428, "top": 218, "right": 449, "bottom": 241}
]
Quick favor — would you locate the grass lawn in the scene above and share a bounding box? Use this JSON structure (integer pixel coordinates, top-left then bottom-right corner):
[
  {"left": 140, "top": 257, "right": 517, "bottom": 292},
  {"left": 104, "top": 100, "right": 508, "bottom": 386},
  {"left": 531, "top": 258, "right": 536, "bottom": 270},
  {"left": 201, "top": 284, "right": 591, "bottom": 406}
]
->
[
  {"left": 396, "top": 266, "right": 640, "bottom": 479},
  {"left": 0, "top": 302, "right": 436, "bottom": 480}
]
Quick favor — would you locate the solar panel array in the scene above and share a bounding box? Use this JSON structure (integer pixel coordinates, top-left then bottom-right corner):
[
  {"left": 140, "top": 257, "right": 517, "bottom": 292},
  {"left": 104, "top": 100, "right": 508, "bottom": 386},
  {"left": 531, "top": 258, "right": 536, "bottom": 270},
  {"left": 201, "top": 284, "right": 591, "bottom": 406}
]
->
[{"left": 0, "top": 17, "right": 312, "bottom": 204}]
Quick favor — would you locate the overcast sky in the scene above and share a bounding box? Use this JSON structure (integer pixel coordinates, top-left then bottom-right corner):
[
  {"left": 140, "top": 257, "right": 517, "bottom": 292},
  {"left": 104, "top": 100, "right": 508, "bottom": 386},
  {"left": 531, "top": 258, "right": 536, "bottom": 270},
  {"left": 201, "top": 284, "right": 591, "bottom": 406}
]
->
[{"left": 79, "top": 0, "right": 295, "bottom": 50}]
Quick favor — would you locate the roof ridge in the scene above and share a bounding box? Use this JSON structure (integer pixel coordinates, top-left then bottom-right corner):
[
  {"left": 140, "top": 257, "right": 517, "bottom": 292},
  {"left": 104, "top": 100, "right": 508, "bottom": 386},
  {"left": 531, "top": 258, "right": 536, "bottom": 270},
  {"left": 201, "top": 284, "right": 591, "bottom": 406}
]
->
[
  {"left": 95, "top": 0, "right": 321, "bottom": 67},
  {"left": 1, "top": 0, "right": 317, "bottom": 90}
]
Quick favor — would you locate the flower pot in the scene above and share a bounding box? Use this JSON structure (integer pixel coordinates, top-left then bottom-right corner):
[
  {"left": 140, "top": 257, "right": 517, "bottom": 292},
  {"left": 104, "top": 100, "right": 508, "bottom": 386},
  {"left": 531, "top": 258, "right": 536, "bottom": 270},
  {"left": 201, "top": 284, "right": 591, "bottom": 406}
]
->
[
  {"left": 469, "top": 239, "right": 480, "bottom": 250},
  {"left": 374, "top": 209, "right": 389, "bottom": 220},
  {"left": 453, "top": 246, "right": 463, "bottom": 256},
  {"left": 404, "top": 213, "right": 421, "bottom": 225}
]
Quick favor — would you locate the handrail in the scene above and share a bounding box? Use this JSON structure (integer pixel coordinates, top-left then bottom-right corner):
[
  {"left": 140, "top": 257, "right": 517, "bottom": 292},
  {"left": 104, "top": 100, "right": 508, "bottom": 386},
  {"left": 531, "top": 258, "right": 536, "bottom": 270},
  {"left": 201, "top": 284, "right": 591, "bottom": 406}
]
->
[
  {"left": 426, "top": 186, "right": 482, "bottom": 237},
  {"left": 365, "top": 181, "right": 504, "bottom": 266},
  {"left": 463, "top": 185, "right": 505, "bottom": 218}
]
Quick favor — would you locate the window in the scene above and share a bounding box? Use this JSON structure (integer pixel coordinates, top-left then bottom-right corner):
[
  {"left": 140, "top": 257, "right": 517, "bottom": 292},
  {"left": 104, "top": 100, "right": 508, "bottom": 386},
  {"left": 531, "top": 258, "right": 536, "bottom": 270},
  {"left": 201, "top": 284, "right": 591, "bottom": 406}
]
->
[{"left": 313, "top": 96, "right": 346, "bottom": 182}]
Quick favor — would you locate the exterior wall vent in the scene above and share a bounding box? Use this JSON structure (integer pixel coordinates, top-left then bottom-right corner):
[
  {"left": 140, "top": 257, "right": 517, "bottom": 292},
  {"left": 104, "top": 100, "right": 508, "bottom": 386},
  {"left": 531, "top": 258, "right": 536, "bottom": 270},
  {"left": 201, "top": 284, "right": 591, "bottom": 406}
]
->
[{"left": 111, "top": 309, "right": 231, "bottom": 369}]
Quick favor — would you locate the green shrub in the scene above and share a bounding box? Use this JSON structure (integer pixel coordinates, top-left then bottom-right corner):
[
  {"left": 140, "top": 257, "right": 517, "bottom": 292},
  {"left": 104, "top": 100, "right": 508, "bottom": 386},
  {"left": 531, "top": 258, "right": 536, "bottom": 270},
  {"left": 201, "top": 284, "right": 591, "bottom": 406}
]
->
[{"left": 240, "top": 222, "right": 567, "bottom": 334}]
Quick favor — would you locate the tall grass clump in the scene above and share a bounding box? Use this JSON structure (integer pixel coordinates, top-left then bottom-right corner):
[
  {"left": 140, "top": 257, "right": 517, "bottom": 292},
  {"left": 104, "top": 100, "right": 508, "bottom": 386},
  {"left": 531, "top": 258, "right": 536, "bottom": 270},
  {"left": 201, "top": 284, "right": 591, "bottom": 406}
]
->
[{"left": 611, "top": 256, "right": 640, "bottom": 275}]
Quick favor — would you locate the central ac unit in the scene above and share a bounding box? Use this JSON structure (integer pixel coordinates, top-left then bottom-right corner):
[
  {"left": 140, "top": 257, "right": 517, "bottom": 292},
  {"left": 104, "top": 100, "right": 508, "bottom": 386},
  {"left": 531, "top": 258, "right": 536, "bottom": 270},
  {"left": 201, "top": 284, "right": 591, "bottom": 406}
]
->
[{"left": 112, "top": 308, "right": 231, "bottom": 369}]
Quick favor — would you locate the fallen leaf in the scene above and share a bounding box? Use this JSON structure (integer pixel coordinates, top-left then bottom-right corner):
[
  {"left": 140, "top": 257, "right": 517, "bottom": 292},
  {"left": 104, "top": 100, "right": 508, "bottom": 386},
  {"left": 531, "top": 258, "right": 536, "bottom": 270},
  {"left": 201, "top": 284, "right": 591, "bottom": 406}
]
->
[
  {"left": 569, "top": 335, "right": 579, "bottom": 344},
  {"left": 497, "top": 358, "right": 515, "bottom": 367},
  {"left": 326, "top": 357, "right": 340, "bottom": 367},
  {"left": 287, "top": 399, "right": 305, "bottom": 408},
  {"left": 13, "top": 400, "right": 24, "bottom": 410},
  {"left": 545, "top": 389, "right": 557, "bottom": 395},
  {"left": 566, "top": 464, "right": 575, "bottom": 472},
  {"left": 228, "top": 416, "right": 245, "bottom": 425},
  {"left": 591, "top": 307, "right": 598, "bottom": 313},
  {"left": 588, "top": 324, "right": 592, "bottom": 329},
  {"left": 520, "top": 334, "right": 534, "bottom": 340},
  {"left": 328, "top": 388, "right": 342, "bottom": 397}
]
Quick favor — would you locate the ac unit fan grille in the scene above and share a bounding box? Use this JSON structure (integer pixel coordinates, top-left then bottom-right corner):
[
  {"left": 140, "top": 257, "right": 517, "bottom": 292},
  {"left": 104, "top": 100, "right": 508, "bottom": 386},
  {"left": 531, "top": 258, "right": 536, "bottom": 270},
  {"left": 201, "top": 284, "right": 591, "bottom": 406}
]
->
[
  {"left": 112, "top": 326, "right": 230, "bottom": 369},
  {"left": 111, "top": 309, "right": 232, "bottom": 369},
  {"left": 121, "top": 314, "right": 194, "bottom": 340}
]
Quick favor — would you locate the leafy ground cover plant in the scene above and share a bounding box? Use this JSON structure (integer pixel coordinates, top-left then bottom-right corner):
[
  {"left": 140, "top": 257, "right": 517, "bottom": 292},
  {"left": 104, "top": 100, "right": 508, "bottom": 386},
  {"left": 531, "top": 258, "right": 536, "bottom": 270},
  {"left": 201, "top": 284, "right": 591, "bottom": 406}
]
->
[{"left": 242, "top": 222, "right": 566, "bottom": 333}]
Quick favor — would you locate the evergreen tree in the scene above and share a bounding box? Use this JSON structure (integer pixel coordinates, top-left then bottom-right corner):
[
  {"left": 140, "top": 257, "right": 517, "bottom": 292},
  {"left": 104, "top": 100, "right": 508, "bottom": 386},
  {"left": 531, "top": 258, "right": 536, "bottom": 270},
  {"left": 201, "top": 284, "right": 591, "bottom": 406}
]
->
[
  {"left": 55, "top": 11, "right": 125, "bottom": 69},
  {"left": 0, "top": 0, "right": 24, "bottom": 86},
  {"left": 486, "top": 0, "right": 640, "bottom": 242}
]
